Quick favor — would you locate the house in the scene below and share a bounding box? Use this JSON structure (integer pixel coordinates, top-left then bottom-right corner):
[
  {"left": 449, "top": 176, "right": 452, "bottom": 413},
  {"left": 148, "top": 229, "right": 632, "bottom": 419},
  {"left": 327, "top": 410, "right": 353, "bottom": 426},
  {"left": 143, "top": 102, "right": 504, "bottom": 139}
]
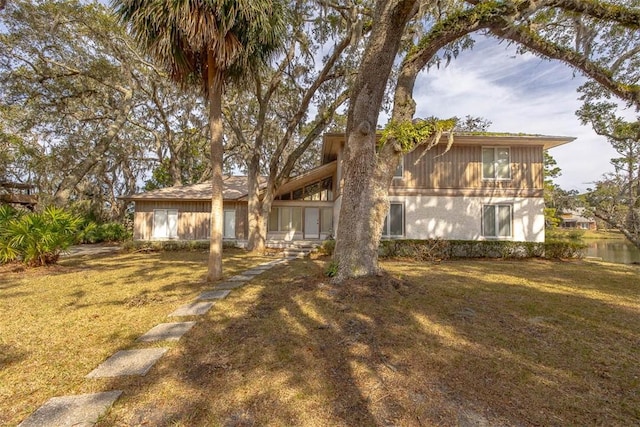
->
[
  {"left": 560, "top": 208, "right": 597, "bottom": 230},
  {"left": 0, "top": 181, "right": 38, "bottom": 211},
  {"left": 121, "top": 133, "right": 574, "bottom": 244}
]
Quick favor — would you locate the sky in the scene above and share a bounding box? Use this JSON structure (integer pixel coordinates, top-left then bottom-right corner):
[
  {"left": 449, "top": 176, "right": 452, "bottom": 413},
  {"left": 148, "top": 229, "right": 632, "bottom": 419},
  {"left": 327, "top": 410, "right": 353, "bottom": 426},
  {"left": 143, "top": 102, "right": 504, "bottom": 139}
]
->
[{"left": 403, "top": 36, "right": 622, "bottom": 193}]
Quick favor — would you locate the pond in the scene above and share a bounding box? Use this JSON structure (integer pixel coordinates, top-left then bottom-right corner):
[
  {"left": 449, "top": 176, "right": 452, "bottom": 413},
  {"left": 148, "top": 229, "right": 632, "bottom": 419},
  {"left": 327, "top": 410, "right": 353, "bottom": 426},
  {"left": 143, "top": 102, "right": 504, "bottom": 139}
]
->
[{"left": 584, "top": 239, "right": 640, "bottom": 264}]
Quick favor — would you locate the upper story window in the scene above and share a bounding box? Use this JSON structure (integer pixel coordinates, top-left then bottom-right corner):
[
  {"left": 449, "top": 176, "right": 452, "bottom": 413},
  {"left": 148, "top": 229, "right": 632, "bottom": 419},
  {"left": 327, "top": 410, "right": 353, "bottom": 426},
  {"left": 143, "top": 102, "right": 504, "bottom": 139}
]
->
[
  {"left": 482, "top": 147, "right": 511, "bottom": 180},
  {"left": 276, "top": 177, "right": 333, "bottom": 201},
  {"left": 393, "top": 156, "right": 404, "bottom": 179}
]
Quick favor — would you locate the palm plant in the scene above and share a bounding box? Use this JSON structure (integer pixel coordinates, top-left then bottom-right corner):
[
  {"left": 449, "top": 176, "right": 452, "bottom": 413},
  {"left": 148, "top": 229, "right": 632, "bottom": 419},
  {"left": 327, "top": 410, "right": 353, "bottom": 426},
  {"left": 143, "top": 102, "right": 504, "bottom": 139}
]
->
[
  {"left": 0, "top": 207, "right": 82, "bottom": 266},
  {"left": 112, "top": 0, "right": 286, "bottom": 281}
]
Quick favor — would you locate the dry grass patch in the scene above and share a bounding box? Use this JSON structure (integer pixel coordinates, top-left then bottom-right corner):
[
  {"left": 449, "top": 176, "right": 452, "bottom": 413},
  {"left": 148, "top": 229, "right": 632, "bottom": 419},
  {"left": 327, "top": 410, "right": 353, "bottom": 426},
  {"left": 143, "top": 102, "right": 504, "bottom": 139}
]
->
[
  {"left": 0, "top": 248, "right": 273, "bottom": 426},
  {"left": 94, "top": 257, "right": 639, "bottom": 426}
]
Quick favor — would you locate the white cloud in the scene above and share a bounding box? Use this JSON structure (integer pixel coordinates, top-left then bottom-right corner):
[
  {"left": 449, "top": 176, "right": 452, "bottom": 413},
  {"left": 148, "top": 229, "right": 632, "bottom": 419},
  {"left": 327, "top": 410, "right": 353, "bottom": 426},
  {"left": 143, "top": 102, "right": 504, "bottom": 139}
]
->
[{"left": 403, "top": 36, "right": 617, "bottom": 192}]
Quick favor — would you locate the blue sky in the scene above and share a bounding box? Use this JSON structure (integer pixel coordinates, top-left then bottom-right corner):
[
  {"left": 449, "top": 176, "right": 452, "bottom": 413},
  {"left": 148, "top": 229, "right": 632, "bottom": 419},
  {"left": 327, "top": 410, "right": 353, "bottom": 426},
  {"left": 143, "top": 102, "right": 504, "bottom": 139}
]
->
[{"left": 408, "top": 36, "right": 620, "bottom": 192}]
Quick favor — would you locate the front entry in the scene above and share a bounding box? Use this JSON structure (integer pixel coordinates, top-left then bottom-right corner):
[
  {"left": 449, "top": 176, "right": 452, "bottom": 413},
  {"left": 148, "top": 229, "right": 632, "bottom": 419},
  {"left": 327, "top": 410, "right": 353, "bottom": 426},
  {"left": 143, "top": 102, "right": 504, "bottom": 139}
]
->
[{"left": 304, "top": 207, "right": 320, "bottom": 239}]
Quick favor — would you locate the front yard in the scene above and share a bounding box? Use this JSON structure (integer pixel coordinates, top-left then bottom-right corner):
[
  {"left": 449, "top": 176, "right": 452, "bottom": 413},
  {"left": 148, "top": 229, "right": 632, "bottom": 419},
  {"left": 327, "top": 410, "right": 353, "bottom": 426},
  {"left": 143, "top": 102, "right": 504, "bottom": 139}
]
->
[{"left": 1, "top": 251, "right": 639, "bottom": 426}]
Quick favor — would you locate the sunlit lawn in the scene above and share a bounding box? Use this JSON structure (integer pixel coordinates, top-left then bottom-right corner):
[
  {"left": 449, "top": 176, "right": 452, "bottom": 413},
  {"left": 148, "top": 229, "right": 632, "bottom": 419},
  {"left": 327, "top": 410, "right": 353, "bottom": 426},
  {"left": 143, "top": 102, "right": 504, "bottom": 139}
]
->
[
  {"left": 0, "top": 248, "right": 273, "bottom": 427},
  {"left": 2, "top": 251, "right": 639, "bottom": 426}
]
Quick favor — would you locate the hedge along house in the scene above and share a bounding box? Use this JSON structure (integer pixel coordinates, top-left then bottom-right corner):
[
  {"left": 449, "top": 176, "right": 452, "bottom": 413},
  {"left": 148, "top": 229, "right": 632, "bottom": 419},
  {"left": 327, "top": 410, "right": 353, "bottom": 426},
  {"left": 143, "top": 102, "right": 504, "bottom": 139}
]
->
[{"left": 122, "top": 132, "right": 574, "bottom": 245}]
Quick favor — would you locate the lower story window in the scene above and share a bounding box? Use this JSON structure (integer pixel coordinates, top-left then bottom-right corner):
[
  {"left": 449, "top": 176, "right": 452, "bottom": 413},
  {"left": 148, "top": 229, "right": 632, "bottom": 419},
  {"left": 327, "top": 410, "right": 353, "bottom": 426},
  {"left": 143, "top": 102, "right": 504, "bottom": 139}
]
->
[
  {"left": 320, "top": 207, "right": 333, "bottom": 233},
  {"left": 482, "top": 204, "right": 512, "bottom": 238},
  {"left": 268, "top": 207, "right": 303, "bottom": 232},
  {"left": 382, "top": 203, "right": 404, "bottom": 237},
  {"left": 153, "top": 209, "right": 178, "bottom": 239},
  {"left": 223, "top": 209, "right": 236, "bottom": 238}
]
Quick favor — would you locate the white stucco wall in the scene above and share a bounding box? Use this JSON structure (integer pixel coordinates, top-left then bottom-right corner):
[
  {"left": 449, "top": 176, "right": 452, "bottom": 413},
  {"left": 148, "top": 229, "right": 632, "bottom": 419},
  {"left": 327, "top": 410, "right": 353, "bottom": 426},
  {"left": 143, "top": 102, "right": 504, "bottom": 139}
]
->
[{"left": 392, "top": 195, "right": 545, "bottom": 243}]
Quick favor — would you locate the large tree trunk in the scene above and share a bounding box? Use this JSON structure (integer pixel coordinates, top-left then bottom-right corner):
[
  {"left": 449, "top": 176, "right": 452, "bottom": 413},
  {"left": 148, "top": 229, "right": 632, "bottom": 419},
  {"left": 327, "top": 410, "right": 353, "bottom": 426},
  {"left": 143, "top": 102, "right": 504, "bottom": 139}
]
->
[
  {"left": 333, "top": 0, "right": 417, "bottom": 282},
  {"left": 206, "top": 58, "right": 224, "bottom": 282},
  {"left": 247, "top": 152, "right": 267, "bottom": 252}
]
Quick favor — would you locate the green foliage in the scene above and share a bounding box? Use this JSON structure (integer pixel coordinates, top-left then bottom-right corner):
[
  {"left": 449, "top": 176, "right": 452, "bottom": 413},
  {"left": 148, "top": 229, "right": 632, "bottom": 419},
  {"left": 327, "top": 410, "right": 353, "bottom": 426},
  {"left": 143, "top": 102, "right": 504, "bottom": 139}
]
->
[
  {"left": 0, "top": 204, "right": 22, "bottom": 223},
  {"left": 543, "top": 241, "right": 587, "bottom": 259},
  {"left": 325, "top": 260, "right": 339, "bottom": 277},
  {"left": 378, "top": 239, "right": 548, "bottom": 260},
  {"left": 0, "top": 207, "right": 82, "bottom": 266},
  {"left": 455, "top": 115, "right": 492, "bottom": 132},
  {"left": 77, "top": 221, "right": 131, "bottom": 243},
  {"left": 544, "top": 207, "right": 562, "bottom": 228},
  {"left": 546, "top": 228, "right": 585, "bottom": 242},
  {"left": 319, "top": 238, "right": 335, "bottom": 256},
  {"left": 379, "top": 117, "right": 457, "bottom": 153},
  {"left": 544, "top": 229, "right": 587, "bottom": 259},
  {"left": 121, "top": 240, "right": 234, "bottom": 252}
]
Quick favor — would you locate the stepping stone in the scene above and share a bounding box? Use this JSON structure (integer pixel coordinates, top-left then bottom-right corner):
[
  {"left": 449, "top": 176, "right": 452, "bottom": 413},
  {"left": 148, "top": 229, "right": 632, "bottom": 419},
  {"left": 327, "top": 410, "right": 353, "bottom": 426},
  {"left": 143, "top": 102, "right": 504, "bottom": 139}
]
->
[
  {"left": 168, "top": 301, "right": 215, "bottom": 317},
  {"left": 18, "top": 391, "right": 122, "bottom": 427},
  {"left": 197, "top": 290, "right": 231, "bottom": 300},
  {"left": 252, "top": 265, "right": 274, "bottom": 271},
  {"left": 137, "top": 322, "right": 196, "bottom": 342},
  {"left": 215, "top": 281, "right": 246, "bottom": 290},
  {"left": 241, "top": 269, "right": 264, "bottom": 276},
  {"left": 228, "top": 274, "right": 253, "bottom": 282},
  {"left": 86, "top": 348, "right": 168, "bottom": 378}
]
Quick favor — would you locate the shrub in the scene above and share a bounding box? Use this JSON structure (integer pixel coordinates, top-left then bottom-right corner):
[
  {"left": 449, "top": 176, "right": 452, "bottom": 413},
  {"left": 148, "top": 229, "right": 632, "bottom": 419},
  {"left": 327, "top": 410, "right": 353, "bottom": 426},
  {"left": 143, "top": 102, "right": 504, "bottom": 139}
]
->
[
  {"left": 325, "top": 260, "right": 339, "bottom": 277},
  {"left": 544, "top": 241, "right": 586, "bottom": 259},
  {"left": 121, "top": 240, "right": 213, "bottom": 252},
  {"left": 378, "top": 239, "right": 547, "bottom": 260},
  {"left": 77, "top": 221, "right": 131, "bottom": 243},
  {"left": 0, "top": 207, "right": 82, "bottom": 266},
  {"left": 319, "top": 238, "right": 336, "bottom": 256},
  {"left": 0, "top": 205, "right": 22, "bottom": 224}
]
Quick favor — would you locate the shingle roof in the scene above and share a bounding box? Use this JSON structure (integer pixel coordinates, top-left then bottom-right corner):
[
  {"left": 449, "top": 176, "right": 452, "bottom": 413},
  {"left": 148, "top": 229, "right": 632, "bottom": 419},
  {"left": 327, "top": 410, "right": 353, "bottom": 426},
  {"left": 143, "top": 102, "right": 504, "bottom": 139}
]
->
[{"left": 121, "top": 176, "right": 265, "bottom": 201}]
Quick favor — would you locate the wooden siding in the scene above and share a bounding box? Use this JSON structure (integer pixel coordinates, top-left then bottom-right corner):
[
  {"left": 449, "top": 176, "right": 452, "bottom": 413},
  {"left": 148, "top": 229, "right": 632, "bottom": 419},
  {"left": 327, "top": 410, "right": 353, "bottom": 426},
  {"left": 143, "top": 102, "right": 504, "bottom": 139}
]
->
[
  {"left": 133, "top": 200, "right": 247, "bottom": 240},
  {"left": 392, "top": 144, "right": 543, "bottom": 191}
]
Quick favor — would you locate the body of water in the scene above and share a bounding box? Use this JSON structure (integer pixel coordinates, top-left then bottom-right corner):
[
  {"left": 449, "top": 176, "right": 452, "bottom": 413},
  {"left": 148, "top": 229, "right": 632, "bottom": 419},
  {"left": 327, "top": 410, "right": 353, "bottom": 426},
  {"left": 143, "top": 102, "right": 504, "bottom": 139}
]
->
[{"left": 585, "top": 239, "right": 640, "bottom": 264}]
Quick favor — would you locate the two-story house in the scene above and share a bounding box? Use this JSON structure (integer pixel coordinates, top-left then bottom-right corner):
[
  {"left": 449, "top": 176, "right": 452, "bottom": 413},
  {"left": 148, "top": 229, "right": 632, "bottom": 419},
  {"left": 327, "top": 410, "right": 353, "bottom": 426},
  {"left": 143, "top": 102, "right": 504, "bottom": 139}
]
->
[{"left": 122, "top": 133, "right": 574, "bottom": 244}]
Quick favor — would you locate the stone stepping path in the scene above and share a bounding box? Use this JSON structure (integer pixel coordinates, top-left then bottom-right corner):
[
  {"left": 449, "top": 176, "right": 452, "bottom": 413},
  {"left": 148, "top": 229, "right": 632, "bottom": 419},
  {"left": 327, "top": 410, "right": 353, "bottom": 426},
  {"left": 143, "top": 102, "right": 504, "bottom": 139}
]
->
[
  {"left": 168, "top": 301, "right": 215, "bottom": 317},
  {"left": 227, "top": 274, "right": 254, "bottom": 282},
  {"left": 215, "top": 281, "right": 247, "bottom": 290},
  {"left": 137, "top": 322, "right": 196, "bottom": 342},
  {"left": 240, "top": 269, "right": 265, "bottom": 276},
  {"left": 251, "top": 264, "right": 276, "bottom": 270},
  {"left": 21, "top": 258, "right": 287, "bottom": 426},
  {"left": 197, "top": 289, "right": 231, "bottom": 300},
  {"left": 18, "top": 391, "right": 122, "bottom": 427},
  {"left": 86, "top": 348, "right": 168, "bottom": 378}
]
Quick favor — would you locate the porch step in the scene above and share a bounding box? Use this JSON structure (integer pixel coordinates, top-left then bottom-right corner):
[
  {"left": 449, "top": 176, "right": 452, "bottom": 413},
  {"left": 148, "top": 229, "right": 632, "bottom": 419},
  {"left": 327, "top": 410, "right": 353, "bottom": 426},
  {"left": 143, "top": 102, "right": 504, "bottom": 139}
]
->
[
  {"left": 266, "top": 240, "right": 321, "bottom": 258},
  {"left": 282, "top": 247, "right": 313, "bottom": 258}
]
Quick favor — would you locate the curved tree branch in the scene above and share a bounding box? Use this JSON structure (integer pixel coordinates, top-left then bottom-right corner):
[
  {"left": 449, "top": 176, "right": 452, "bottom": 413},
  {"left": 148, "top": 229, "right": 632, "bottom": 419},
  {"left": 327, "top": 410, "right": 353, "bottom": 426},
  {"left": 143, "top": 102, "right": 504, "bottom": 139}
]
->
[{"left": 490, "top": 24, "right": 640, "bottom": 108}]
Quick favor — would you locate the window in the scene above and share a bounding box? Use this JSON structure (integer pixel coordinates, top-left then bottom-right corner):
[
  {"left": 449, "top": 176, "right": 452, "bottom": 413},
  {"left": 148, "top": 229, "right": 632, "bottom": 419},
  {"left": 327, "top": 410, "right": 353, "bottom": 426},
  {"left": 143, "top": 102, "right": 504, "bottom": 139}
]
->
[
  {"left": 482, "top": 147, "right": 510, "bottom": 180},
  {"left": 223, "top": 209, "right": 236, "bottom": 238},
  {"left": 153, "top": 209, "right": 178, "bottom": 239},
  {"left": 320, "top": 207, "right": 333, "bottom": 233},
  {"left": 482, "top": 205, "right": 512, "bottom": 238},
  {"left": 267, "top": 207, "right": 303, "bottom": 232},
  {"left": 382, "top": 203, "right": 404, "bottom": 237},
  {"left": 393, "top": 157, "right": 404, "bottom": 179}
]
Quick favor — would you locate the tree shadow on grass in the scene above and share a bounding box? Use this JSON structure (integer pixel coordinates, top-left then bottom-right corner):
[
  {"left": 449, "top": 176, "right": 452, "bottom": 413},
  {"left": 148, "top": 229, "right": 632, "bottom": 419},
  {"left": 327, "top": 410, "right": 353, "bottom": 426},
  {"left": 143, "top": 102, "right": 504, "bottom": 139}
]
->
[{"left": 93, "top": 257, "right": 640, "bottom": 426}]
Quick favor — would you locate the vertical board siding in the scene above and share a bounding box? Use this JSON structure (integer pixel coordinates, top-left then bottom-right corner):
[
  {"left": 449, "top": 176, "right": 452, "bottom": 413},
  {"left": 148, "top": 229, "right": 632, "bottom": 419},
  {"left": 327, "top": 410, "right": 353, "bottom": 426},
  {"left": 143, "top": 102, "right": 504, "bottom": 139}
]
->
[
  {"left": 134, "top": 200, "right": 243, "bottom": 240},
  {"left": 394, "top": 144, "right": 543, "bottom": 190},
  {"left": 235, "top": 203, "right": 248, "bottom": 239}
]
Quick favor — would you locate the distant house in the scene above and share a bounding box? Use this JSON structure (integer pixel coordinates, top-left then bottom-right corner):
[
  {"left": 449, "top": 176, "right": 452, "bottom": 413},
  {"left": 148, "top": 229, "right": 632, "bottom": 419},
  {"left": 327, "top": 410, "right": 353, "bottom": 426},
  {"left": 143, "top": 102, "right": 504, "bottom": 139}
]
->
[
  {"left": 0, "top": 181, "right": 38, "bottom": 211},
  {"left": 122, "top": 133, "right": 574, "bottom": 244},
  {"left": 560, "top": 209, "right": 597, "bottom": 230}
]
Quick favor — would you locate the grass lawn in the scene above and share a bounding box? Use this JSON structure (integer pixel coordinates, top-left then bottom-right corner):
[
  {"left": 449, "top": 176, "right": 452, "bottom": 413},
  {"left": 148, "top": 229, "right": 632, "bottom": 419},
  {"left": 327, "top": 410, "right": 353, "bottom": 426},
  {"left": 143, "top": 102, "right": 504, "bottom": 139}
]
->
[
  {"left": 581, "top": 229, "right": 628, "bottom": 240},
  {"left": 2, "top": 252, "right": 639, "bottom": 426},
  {"left": 0, "top": 248, "right": 273, "bottom": 427}
]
